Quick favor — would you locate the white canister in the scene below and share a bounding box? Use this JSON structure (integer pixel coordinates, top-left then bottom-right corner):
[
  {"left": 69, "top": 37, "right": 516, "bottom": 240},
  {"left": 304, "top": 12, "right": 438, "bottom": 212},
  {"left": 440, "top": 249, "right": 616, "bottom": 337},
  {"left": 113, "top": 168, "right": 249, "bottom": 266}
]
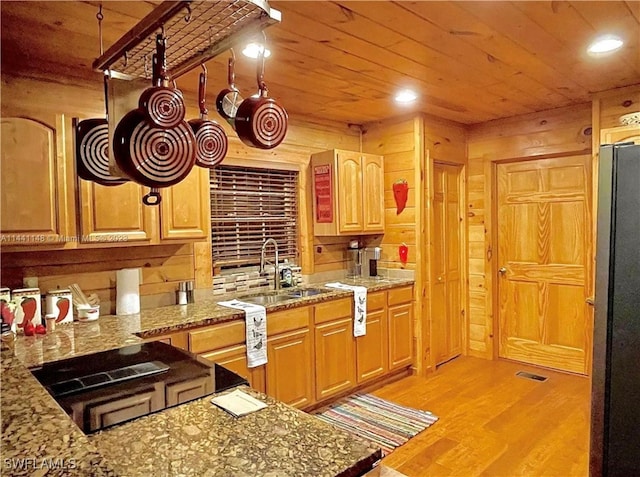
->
[
  {"left": 45, "top": 289, "right": 73, "bottom": 325},
  {"left": 12, "top": 288, "right": 42, "bottom": 330},
  {"left": 0, "top": 287, "right": 10, "bottom": 304}
]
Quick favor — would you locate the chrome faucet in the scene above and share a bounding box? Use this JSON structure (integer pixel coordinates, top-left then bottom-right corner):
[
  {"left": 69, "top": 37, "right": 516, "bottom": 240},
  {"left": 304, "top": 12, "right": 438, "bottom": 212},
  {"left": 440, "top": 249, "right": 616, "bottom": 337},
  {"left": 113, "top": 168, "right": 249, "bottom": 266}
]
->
[{"left": 260, "top": 238, "right": 280, "bottom": 290}]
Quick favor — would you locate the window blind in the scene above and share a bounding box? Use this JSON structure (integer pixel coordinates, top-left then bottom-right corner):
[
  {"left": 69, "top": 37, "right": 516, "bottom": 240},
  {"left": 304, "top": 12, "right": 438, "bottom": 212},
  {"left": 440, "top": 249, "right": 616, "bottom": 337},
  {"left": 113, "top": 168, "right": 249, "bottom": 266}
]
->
[{"left": 210, "top": 165, "right": 299, "bottom": 268}]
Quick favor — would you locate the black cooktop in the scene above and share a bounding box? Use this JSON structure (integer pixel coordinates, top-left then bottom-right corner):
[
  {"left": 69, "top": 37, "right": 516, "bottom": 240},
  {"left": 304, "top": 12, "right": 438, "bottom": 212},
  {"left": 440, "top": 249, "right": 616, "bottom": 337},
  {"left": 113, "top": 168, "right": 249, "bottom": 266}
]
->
[{"left": 31, "top": 341, "right": 248, "bottom": 398}]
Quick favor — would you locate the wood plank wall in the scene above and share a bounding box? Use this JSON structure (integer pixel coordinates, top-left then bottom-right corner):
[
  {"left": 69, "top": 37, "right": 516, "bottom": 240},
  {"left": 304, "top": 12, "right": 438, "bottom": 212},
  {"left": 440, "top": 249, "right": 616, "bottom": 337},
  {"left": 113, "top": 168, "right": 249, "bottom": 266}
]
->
[
  {"left": 466, "top": 103, "right": 593, "bottom": 358},
  {"left": 0, "top": 72, "right": 359, "bottom": 311},
  {"left": 362, "top": 113, "right": 466, "bottom": 374}
]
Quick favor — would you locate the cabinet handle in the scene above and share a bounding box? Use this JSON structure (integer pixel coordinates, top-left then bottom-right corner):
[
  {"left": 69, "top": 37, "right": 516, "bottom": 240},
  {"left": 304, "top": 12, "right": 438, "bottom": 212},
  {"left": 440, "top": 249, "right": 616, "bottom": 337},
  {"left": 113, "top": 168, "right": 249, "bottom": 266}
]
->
[
  {"left": 586, "top": 297, "right": 595, "bottom": 306},
  {"left": 437, "top": 276, "right": 443, "bottom": 282},
  {"left": 499, "top": 267, "right": 507, "bottom": 275}
]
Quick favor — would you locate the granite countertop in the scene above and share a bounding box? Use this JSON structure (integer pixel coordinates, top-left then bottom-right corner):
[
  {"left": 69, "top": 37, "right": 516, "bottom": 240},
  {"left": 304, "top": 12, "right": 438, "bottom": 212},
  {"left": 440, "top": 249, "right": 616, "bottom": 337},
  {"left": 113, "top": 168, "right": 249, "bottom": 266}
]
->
[
  {"left": 90, "top": 386, "right": 381, "bottom": 477},
  {"left": 1, "top": 277, "right": 412, "bottom": 476},
  {"left": 10, "top": 277, "right": 414, "bottom": 369}
]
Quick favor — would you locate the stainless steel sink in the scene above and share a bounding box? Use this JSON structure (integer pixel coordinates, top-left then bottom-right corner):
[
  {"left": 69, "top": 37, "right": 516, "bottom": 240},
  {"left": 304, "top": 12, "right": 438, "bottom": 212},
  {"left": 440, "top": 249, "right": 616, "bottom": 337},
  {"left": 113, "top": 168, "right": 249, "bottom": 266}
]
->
[
  {"left": 237, "top": 288, "right": 329, "bottom": 305},
  {"left": 284, "top": 288, "right": 328, "bottom": 298},
  {"left": 239, "top": 294, "right": 295, "bottom": 305}
]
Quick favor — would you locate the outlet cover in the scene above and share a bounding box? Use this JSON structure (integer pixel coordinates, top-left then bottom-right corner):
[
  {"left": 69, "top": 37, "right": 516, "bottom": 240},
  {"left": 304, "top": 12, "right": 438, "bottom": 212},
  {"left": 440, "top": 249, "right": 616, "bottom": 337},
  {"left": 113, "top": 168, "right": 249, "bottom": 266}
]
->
[{"left": 23, "top": 276, "right": 39, "bottom": 288}]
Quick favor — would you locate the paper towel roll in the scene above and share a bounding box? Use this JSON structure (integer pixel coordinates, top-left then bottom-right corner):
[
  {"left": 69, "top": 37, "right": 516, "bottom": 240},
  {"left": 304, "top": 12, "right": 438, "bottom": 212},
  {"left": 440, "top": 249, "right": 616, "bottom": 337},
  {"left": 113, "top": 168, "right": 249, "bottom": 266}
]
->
[{"left": 116, "top": 268, "right": 140, "bottom": 315}]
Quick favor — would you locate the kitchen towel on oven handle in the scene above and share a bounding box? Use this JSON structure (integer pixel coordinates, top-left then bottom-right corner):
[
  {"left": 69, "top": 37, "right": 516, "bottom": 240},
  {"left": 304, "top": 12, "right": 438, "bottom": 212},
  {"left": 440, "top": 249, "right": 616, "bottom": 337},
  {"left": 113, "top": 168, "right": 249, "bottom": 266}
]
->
[
  {"left": 216, "top": 300, "right": 267, "bottom": 367},
  {"left": 325, "top": 283, "right": 367, "bottom": 337}
]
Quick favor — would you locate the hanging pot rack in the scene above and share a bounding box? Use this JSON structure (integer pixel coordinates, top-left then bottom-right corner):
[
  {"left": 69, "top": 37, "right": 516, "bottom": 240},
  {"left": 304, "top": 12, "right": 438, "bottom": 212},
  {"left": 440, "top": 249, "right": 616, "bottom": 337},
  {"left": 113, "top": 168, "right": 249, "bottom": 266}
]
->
[{"left": 92, "top": 0, "right": 281, "bottom": 80}]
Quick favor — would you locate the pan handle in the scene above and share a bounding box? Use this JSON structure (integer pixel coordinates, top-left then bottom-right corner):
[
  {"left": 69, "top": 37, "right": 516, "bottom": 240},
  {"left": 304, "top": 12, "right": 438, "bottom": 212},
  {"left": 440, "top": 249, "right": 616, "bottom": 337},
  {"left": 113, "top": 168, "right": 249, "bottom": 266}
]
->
[
  {"left": 143, "top": 188, "right": 162, "bottom": 206},
  {"left": 155, "top": 34, "right": 167, "bottom": 86},
  {"left": 228, "top": 50, "right": 238, "bottom": 91},
  {"left": 199, "top": 65, "right": 208, "bottom": 116},
  {"left": 256, "top": 35, "right": 267, "bottom": 97}
]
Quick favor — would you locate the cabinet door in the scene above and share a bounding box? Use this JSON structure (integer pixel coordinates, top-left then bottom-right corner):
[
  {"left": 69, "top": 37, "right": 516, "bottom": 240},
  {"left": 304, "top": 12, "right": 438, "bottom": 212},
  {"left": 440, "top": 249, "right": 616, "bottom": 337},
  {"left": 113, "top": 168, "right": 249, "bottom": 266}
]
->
[
  {"left": 388, "top": 303, "right": 413, "bottom": 370},
  {"left": 161, "top": 167, "right": 210, "bottom": 240},
  {"left": 356, "top": 308, "right": 388, "bottom": 383},
  {"left": 266, "top": 328, "right": 314, "bottom": 408},
  {"left": 336, "top": 151, "right": 363, "bottom": 233},
  {"left": 202, "top": 344, "right": 266, "bottom": 393},
  {"left": 150, "top": 331, "right": 188, "bottom": 350},
  {"left": 1, "top": 117, "right": 69, "bottom": 244},
  {"left": 78, "top": 180, "right": 153, "bottom": 243},
  {"left": 362, "top": 154, "right": 385, "bottom": 233},
  {"left": 315, "top": 317, "right": 356, "bottom": 401}
]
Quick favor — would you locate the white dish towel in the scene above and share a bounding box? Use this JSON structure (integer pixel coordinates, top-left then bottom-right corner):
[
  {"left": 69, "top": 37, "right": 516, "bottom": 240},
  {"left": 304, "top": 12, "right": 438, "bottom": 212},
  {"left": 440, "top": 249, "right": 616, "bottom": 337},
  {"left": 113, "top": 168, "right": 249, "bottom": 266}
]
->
[
  {"left": 325, "top": 283, "right": 367, "bottom": 337},
  {"left": 216, "top": 300, "right": 267, "bottom": 367}
]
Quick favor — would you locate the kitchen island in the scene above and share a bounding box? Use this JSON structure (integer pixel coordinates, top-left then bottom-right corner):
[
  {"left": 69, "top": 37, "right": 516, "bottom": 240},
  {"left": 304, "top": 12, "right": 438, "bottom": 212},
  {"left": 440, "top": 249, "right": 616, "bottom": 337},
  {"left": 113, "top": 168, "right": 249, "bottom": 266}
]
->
[{"left": 1, "top": 278, "right": 411, "bottom": 476}]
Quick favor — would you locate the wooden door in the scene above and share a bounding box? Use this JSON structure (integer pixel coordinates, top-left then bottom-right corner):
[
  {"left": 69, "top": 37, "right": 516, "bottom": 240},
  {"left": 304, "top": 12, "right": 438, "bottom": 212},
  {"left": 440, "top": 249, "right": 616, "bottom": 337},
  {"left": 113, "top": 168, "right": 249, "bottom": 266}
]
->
[
  {"left": 336, "top": 151, "right": 363, "bottom": 233},
  {"left": 160, "top": 167, "right": 210, "bottom": 240},
  {"left": 432, "top": 163, "right": 464, "bottom": 365},
  {"left": 1, "top": 117, "right": 68, "bottom": 244},
  {"left": 314, "top": 317, "right": 356, "bottom": 401},
  {"left": 497, "top": 155, "right": 592, "bottom": 374},
  {"left": 266, "top": 328, "right": 314, "bottom": 408},
  {"left": 362, "top": 153, "right": 385, "bottom": 233}
]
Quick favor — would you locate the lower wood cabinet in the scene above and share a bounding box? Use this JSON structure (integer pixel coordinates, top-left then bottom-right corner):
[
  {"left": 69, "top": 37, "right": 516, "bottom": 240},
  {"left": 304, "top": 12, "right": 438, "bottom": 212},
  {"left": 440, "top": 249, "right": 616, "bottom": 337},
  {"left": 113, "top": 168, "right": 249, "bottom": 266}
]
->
[
  {"left": 266, "top": 328, "right": 314, "bottom": 408},
  {"left": 388, "top": 302, "right": 413, "bottom": 370},
  {"left": 356, "top": 307, "right": 388, "bottom": 383},
  {"left": 314, "top": 317, "right": 356, "bottom": 401},
  {"left": 150, "top": 285, "right": 413, "bottom": 410},
  {"left": 166, "top": 376, "right": 211, "bottom": 407},
  {"left": 201, "top": 344, "right": 266, "bottom": 393}
]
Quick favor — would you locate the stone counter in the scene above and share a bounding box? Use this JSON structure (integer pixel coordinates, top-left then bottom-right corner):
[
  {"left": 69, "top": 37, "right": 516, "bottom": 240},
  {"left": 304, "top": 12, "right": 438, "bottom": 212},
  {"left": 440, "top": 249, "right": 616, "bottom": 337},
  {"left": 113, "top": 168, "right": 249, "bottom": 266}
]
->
[
  {"left": 0, "top": 355, "right": 117, "bottom": 477},
  {"left": 9, "top": 278, "right": 414, "bottom": 368},
  {"left": 90, "top": 386, "right": 381, "bottom": 477},
  {"left": 1, "top": 278, "right": 411, "bottom": 476}
]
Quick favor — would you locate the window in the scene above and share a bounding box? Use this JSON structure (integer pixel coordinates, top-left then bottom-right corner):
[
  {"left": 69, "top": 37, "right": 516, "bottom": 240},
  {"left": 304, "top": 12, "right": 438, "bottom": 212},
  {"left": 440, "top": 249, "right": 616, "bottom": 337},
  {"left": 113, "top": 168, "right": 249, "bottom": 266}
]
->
[{"left": 210, "top": 165, "right": 299, "bottom": 269}]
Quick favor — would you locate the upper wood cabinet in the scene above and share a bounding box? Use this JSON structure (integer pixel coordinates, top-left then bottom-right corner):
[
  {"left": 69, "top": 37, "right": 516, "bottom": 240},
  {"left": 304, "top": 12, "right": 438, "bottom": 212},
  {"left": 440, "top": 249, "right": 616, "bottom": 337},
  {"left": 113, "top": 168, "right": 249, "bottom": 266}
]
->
[
  {"left": 78, "top": 166, "right": 209, "bottom": 244},
  {"left": 600, "top": 125, "right": 640, "bottom": 145},
  {"left": 1, "top": 116, "right": 73, "bottom": 246},
  {"left": 3, "top": 113, "right": 210, "bottom": 249},
  {"left": 78, "top": 180, "right": 153, "bottom": 243},
  {"left": 160, "top": 167, "right": 210, "bottom": 240},
  {"left": 311, "top": 149, "right": 384, "bottom": 236}
]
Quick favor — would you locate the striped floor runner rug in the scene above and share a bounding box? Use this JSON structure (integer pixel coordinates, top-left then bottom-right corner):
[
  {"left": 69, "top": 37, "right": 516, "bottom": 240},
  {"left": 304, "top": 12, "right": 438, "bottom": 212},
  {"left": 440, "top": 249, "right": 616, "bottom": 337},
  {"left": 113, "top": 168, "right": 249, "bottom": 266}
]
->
[{"left": 316, "top": 394, "right": 438, "bottom": 456}]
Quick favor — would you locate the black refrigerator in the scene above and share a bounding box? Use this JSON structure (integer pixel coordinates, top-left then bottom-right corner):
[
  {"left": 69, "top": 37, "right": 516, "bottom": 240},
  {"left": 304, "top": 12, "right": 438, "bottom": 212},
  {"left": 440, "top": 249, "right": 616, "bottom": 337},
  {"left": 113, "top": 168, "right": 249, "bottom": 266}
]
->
[{"left": 590, "top": 142, "right": 640, "bottom": 477}]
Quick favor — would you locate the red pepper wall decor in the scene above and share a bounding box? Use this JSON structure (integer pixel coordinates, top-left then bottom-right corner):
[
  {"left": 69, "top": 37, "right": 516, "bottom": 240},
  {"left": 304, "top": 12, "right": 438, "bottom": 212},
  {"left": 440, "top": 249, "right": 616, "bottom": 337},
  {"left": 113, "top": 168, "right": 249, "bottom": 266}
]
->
[
  {"left": 399, "top": 242, "right": 408, "bottom": 266},
  {"left": 393, "top": 179, "right": 408, "bottom": 215}
]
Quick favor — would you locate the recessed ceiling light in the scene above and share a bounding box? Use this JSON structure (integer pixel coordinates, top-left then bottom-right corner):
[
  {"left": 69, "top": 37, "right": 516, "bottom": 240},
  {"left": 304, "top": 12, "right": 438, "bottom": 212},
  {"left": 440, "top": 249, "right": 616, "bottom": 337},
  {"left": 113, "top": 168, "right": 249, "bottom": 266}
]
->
[
  {"left": 587, "top": 35, "right": 623, "bottom": 55},
  {"left": 395, "top": 89, "right": 418, "bottom": 104},
  {"left": 242, "top": 43, "right": 271, "bottom": 59}
]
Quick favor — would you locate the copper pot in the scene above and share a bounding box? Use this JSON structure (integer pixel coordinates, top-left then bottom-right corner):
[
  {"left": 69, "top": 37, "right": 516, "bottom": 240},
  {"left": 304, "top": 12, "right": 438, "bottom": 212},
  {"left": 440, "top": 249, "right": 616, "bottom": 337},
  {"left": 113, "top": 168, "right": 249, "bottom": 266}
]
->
[
  {"left": 138, "top": 35, "right": 185, "bottom": 129},
  {"left": 215, "top": 50, "right": 243, "bottom": 129},
  {"left": 234, "top": 46, "right": 288, "bottom": 149},
  {"left": 189, "top": 66, "right": 228, "bottom": 168}
]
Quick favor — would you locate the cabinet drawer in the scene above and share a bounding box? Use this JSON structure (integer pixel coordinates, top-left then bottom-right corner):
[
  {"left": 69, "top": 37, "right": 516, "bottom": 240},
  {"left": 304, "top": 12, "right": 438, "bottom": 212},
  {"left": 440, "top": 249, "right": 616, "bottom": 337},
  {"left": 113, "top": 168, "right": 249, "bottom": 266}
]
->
[
  {"left": 314, "top": 297, "right": 352, "bottom": 324},
  {"left": 87, "top": 385, "right": 164, "bottom": 432},
  {"left": 388, "top": 286, "right": 413, "bottom": 306},
  {"left": 189, "top": 320, "right": 245, "bottom": 354},
  {"left": 166, "top": 376, "right": 212, "bottom": 407},
  {"left": 267, "top": 306, "right": 311, "bottom": 335},
  {"left": 367, "top": 291, "right": 386, "bottom": 311}
]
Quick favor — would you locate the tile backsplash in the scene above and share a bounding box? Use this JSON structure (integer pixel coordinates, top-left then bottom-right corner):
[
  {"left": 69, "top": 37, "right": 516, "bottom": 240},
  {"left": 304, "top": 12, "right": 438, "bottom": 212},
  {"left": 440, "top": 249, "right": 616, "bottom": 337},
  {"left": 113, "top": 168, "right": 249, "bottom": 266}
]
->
[{"left": 213, "top": 266, "right": 303, "bottom": 295}]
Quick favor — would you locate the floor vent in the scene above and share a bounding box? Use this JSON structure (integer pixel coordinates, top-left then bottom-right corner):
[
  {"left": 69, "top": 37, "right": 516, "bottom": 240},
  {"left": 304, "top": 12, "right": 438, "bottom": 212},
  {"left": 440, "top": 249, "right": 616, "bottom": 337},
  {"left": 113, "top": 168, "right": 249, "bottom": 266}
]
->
[{"left": 516, "top": 371, "right": 548, "bottom": 382}]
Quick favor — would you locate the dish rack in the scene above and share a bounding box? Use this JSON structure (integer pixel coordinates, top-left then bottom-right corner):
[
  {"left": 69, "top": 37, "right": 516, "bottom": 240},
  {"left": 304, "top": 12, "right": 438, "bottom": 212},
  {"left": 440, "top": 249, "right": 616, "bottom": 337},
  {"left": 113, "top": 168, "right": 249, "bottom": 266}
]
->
[{"left": 93, "top": 0, "right": 281, "bottom": 80}]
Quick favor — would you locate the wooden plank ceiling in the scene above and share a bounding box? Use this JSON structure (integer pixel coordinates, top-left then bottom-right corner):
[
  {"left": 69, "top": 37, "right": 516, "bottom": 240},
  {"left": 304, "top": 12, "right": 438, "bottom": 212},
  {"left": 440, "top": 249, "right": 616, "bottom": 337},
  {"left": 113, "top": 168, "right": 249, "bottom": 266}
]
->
[{"left": 1, "top": 1, "right": 639, "bottom": 125}]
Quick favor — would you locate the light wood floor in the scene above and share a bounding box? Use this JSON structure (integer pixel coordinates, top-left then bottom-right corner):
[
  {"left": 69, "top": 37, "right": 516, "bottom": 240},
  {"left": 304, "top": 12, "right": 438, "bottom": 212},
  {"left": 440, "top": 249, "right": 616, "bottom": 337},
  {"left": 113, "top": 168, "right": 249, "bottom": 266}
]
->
[{"left": 372, "top": 356, "right": 591, "bottom": 477}]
